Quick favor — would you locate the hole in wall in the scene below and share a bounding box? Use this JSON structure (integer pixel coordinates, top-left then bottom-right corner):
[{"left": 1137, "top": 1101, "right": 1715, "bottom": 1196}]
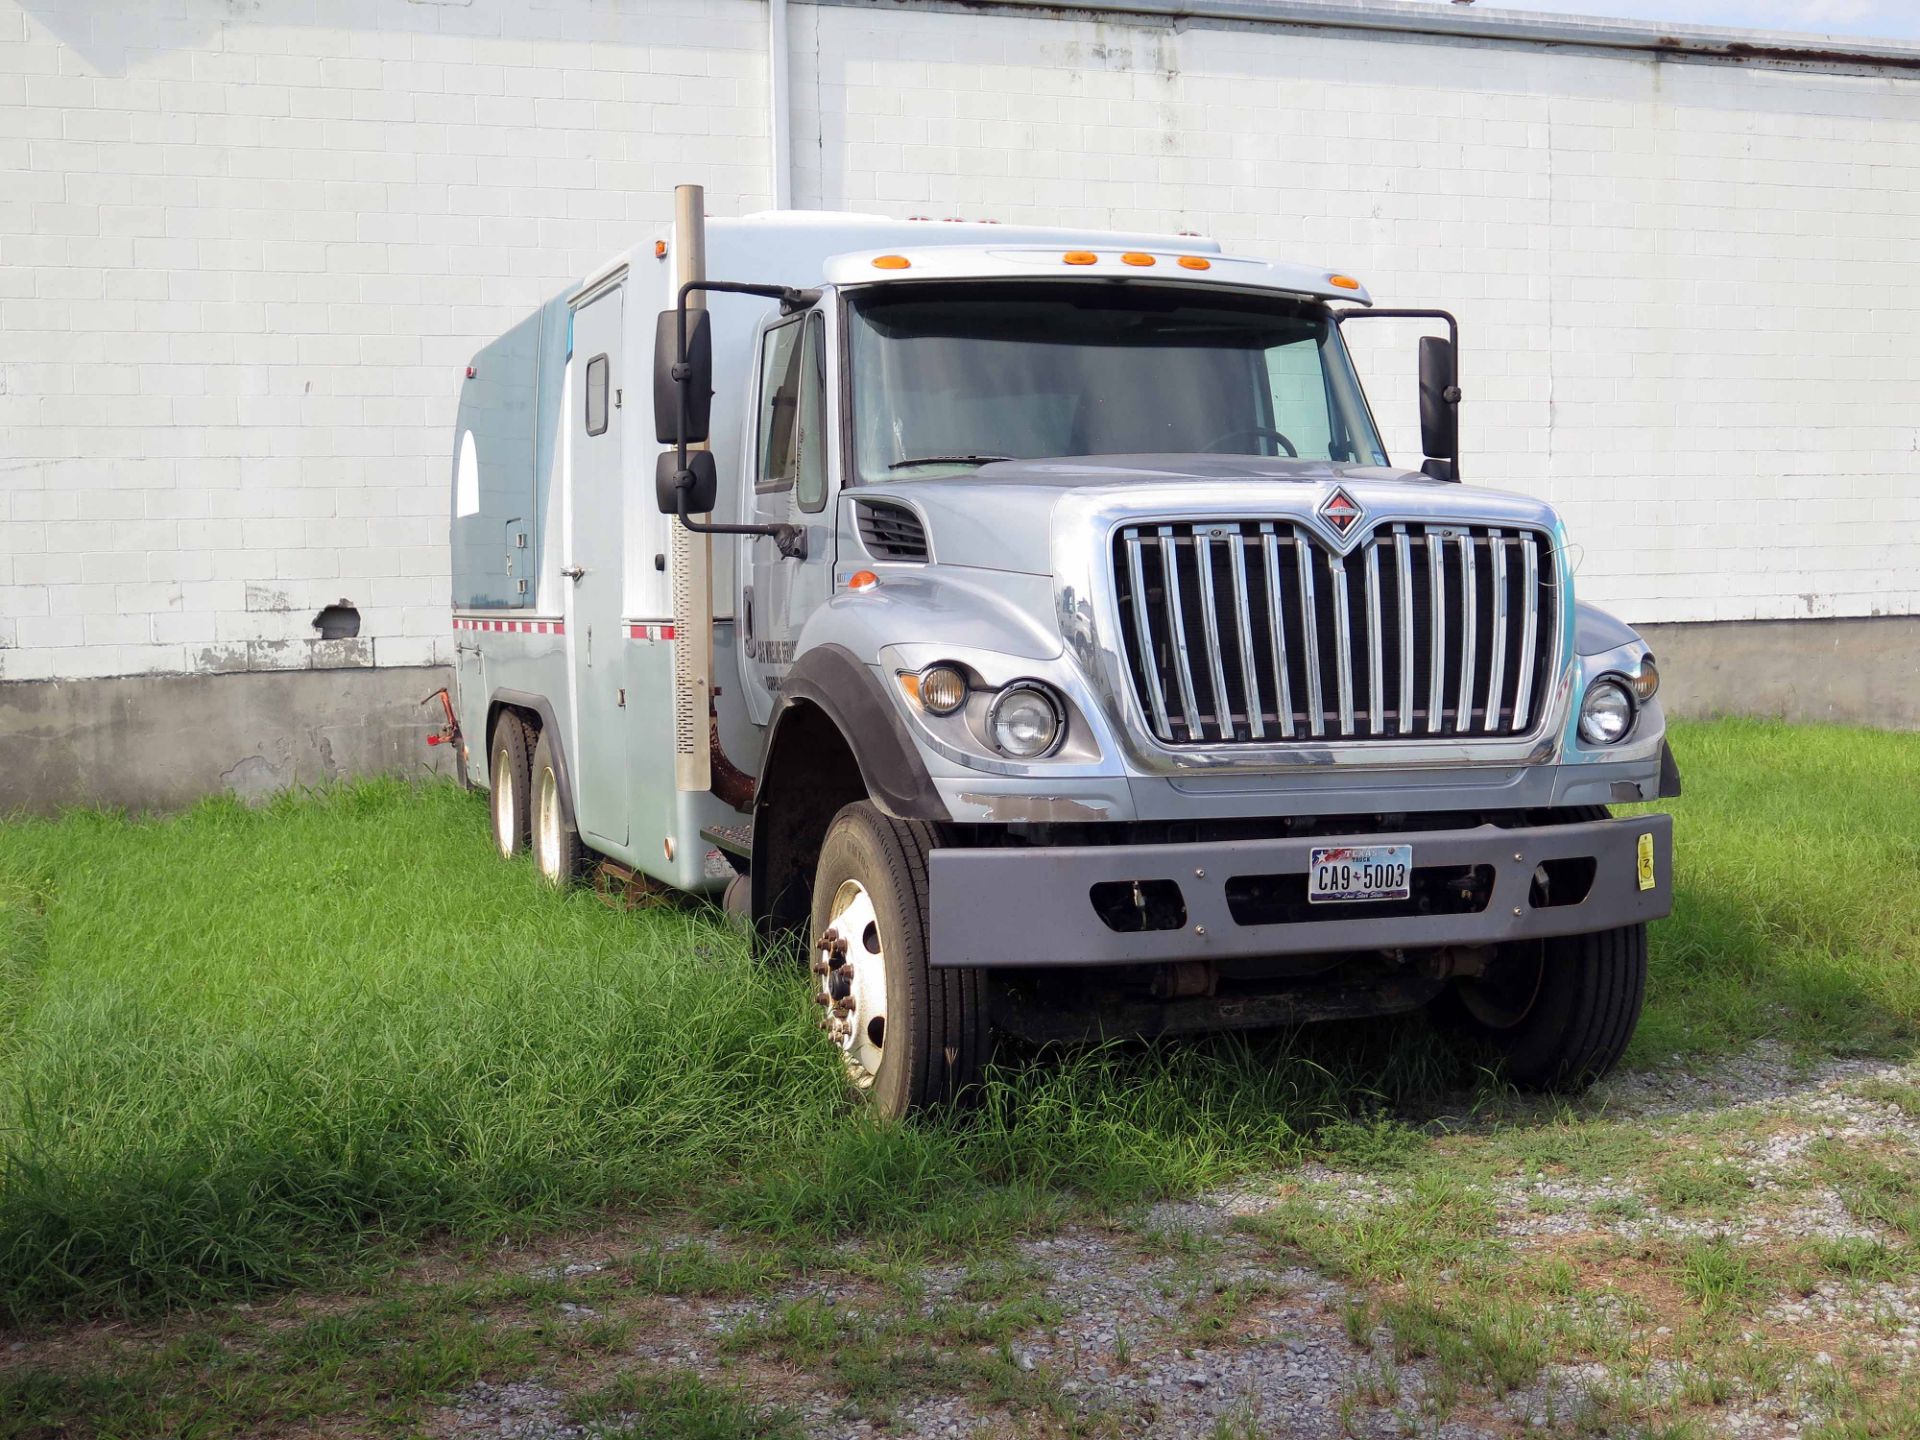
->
[{"left": 312, "top": 601, "right": 360, "bottom": 640}]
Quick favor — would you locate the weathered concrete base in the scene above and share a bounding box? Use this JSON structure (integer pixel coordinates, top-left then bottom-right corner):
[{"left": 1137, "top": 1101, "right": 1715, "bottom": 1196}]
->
[
  {"left": 0, "top": 665, "right": 458, "bottom": 817},
  {"left": 1637, "top": 617, "right": 1920, "bottom": 730},
  {"left": 1, "top": 617, "right": 1914, "bottom": 814}
]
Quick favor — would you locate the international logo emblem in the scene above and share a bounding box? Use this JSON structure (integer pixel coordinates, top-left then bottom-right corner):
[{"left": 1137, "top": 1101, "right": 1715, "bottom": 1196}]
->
[{"left": 1317, "top": 485, "right": 1364, "bottom": 538}]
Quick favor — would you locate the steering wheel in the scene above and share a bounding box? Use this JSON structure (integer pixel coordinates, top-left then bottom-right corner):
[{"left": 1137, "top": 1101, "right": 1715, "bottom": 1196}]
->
[{"left": 1201, "top": 425, "right": 1298, "bottom": 458}]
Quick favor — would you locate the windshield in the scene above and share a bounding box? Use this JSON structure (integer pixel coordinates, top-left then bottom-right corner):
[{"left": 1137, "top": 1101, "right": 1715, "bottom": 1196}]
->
[{"left": 847, "top": 282, "right": 1387, "bottom": 481}]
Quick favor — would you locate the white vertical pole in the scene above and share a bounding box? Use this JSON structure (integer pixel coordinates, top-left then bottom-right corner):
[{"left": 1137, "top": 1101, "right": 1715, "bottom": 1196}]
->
[{"left": 768, "top": 0, "right": 792, "bottom": 210}]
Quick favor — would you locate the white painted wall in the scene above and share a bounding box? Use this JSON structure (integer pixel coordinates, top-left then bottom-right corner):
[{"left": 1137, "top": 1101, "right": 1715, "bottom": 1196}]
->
[
  {"left": 0, "top": 0, "right": 774, "bottom": 680},
  {"left": 3, "top": 0, "right": 1917, "bottom": 683}
]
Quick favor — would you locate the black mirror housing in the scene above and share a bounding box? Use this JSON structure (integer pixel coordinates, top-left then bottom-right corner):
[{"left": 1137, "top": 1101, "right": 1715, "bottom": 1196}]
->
[
  {"left": 1418, "top": 334, "right": 1458, "bottom": 464},
  {"left": 653, "top": 308, "right": 712, "bottom": 445},
  {"left": 655, "top": 449, "right": 717, "bottom": 516}
]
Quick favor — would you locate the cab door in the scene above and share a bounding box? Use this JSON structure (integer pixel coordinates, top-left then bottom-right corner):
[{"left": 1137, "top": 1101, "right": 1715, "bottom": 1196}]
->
[
  {"left": 564, "top": 282, "right": 630, "bottom": 847},
  {"left": 738, "top": 310, "right": 833, "bottom": 724}
]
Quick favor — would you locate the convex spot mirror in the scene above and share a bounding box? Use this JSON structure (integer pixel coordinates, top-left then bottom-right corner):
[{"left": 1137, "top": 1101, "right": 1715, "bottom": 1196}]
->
[
  {"left": 1418, "top": 334, "right": 1458, "bottom": 466},
  {"left": 655, "top": 449, "right": 717, "bottom": 515},
  {"left": 653, "top": 307, "right": 712, "bottom": 445}
]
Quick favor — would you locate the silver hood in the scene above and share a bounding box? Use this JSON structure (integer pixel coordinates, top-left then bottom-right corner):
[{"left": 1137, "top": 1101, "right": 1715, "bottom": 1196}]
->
[{"left": 851, "top": 454, "right": 1552, "bottom": 575}]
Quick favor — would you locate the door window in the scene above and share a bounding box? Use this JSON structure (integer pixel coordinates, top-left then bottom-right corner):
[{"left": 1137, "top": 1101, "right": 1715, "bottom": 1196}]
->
[{"left": 756, "top": 314, "right": 829, "bottom": 511}]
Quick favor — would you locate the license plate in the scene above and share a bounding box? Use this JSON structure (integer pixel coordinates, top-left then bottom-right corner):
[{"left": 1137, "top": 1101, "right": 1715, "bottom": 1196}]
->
[{"left": 1308, "top": 844, "right": 1413, "bottom": 903}]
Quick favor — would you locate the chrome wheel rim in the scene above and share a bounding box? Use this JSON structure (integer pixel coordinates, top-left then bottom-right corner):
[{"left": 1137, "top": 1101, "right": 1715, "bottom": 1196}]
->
[
  {"left": 491, "top": 746, "right": 515, "bottom": 857},
  {"left": 534, "top": 764, "right": 562, "bottom": 881},
  {"left": 816, "top": 879, "right": 888, "bottom": 1089}
]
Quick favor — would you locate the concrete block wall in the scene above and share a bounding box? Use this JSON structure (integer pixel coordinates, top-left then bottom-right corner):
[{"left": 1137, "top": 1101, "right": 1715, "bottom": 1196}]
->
[
  {"left": 2, "top": 0, "right": 1917, "bottom": 693},
  {"left": 0, "top": 0, "right": 775, "bottom": 683},
  {"left": 793, "top": 4, "right": 1920, "bottom": 628}
]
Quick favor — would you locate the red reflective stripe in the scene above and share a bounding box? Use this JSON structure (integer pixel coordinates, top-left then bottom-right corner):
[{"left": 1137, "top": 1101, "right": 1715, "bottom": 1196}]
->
[{"left": 451, "top": 616, "right": 565, "bottom": 633}]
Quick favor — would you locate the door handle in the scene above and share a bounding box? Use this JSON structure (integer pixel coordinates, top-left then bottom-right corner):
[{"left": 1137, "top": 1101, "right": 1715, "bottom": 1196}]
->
[
  {"left": 561, "top": 565, "right": 586, "bottom": 581},
  {"left": 742, "top": 585, "right": 754, "bottom": 643}
]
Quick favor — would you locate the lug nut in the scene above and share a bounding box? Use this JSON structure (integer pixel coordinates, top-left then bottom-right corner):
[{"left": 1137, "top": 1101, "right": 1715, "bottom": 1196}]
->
[
  {"left": 812, "top": 991, "right": 830, "bottom": 1006},
  {"left": 811, "top": 958, "right": 831, "bottom": 975}
]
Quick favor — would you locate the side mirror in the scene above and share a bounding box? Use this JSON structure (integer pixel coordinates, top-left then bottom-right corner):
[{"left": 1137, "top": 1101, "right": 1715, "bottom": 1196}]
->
[
  {"left": 655, "top": 449, "right": 717, "bottom": 515},
  {"left": 1418, "top": 335, "right": 1459, "bottom": 475},
  {"left": 654, "top": 308, "right": 712, "bottom": 445}
]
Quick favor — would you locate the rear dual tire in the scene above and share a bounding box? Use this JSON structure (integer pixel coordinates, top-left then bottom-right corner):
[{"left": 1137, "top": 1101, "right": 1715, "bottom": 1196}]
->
[
  {"left": 530, "top": 729, "right": 588, "bottom": 887},
  {"left": 490, "top": 712, "right": 587, "bottom": 887},
  {"left": 489, "top": 713, "right": 532, "bottom": 858}
]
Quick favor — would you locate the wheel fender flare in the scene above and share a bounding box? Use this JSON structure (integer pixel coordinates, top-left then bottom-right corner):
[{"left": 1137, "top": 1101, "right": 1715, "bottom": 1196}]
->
[
  {"left": 748, "top": 646, "right": 949, "bottom": 940},
  {"left": 761, "top": 645, "right": 950, "bottom": 825},
  {"left": 488, "top": 689, "right": 579, "bottom": 832}
]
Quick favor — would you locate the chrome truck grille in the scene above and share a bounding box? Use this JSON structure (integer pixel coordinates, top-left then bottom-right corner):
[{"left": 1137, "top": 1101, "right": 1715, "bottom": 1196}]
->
[{"left": 1112, "top": 521, "right": 1558, "bottom": 745}]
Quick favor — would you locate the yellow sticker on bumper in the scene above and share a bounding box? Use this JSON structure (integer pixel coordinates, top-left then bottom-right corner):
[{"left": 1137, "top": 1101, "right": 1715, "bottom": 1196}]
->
[{"left": 1637, "top": 831, "right": 1656, "bottom": 892}]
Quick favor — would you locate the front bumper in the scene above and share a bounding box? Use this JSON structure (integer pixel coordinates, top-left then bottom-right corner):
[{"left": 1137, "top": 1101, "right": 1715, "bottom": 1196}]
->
[{"left": 928, "top": 814, "right": 1673, "bottom": 968}]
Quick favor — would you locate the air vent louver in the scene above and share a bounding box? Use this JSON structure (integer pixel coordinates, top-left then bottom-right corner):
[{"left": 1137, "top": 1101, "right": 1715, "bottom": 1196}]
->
[{"left": 855, "top": 501, "right": 929, "bottom": 562}]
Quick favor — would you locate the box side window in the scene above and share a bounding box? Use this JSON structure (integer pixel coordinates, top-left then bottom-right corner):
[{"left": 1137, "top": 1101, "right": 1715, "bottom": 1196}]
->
[{"left": 584, "top": 353, "right": 610, "bottom": 436}]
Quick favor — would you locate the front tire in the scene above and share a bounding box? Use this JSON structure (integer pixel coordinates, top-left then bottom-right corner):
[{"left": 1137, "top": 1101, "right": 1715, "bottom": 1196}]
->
[
  {"left": 1436, "top": 921, "right": 1648, "bottom": 1091},
  {"left": 489, "top": 712, "right": 532, "bottom": 859},
  {"left": 530, "top": 729, "right": 588, "bottom": 886},
  {"left": 809, "top": 802, "right": 988, "bottom": 1119}
]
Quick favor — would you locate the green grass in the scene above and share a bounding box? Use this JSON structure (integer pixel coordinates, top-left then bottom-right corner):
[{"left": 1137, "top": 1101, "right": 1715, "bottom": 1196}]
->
[
  {"left": 0, "top": 717, "right": 1916, "bottom": 1327},
  {"left": 569, "top": 1370, "right": 806, "bottom": 1440},
  {"left": 1629, "top": 718, "right": 1920, "bottom": 1059},
  {"left": 0, "top": 783, "right": 1387, "bottom": 1322}
]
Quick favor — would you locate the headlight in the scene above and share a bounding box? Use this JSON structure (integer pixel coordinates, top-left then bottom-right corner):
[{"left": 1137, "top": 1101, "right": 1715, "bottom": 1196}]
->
[
  {"left": 986, "top": 684, "right": 1063, "bottom": 759},
  {"left": 1578, "top": 678, "right": 1634, "bottom": 746},
  {"left": 916, "top": 664, "right": 968, "bottom": 716}
]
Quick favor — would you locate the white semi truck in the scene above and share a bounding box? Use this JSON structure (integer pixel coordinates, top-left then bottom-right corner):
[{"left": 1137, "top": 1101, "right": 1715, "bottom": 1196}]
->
[{"left": 448, "top": 185, "right": 1678, "bottom": 1118}]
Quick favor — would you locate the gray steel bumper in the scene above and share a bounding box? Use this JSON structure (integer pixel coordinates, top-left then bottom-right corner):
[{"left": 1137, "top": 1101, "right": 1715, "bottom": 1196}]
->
[{"left": 928, "top": 815, "right": 1673, "bottom": 968}]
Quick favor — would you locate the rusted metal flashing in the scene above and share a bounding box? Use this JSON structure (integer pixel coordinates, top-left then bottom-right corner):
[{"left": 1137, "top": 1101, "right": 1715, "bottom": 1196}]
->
[{"left": 1705, "top": 38, "right": 1920, "bottom": 72}]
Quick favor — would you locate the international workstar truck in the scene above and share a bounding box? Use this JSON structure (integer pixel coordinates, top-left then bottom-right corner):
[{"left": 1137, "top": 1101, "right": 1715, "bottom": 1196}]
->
[{"left": 447, "top": 185, "right": 1678, "bottom": 1118}]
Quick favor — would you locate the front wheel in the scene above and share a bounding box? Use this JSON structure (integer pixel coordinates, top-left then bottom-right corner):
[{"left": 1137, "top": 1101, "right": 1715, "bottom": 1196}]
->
[
  {"left": 809, "top": 802, "right": 988, "bottom": 1119},
  {"left": 1434, "top": 922, "right": 1648, "bottom": 1091}
]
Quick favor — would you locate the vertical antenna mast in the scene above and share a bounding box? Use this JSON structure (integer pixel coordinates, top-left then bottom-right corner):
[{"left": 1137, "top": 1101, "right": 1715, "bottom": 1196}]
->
[{"left": 670, "top": 183, "right": 714, "bottom": 793}]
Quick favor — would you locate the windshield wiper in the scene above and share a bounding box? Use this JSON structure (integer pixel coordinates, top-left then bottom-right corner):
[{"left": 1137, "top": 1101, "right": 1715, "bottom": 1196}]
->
[{"left": 887, "top": 454, "right": 1011, "bottom": 470}]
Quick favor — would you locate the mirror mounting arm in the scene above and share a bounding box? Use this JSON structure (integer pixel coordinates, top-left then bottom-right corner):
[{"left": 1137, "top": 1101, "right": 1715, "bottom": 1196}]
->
[
  {"left": 1333, "top": 306, "right": 1462, "bottom": 482},
  {"left": 675, "top": 485, "right": 807, "bottom": 560},
  {"left": 665, "top": 279, "right": 821, "bottom": 558}
]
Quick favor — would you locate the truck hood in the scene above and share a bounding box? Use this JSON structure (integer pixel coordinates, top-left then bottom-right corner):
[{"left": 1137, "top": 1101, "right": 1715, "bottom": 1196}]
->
[{"left": 853, "top": 454, "right": 1561, "bottom": 576}]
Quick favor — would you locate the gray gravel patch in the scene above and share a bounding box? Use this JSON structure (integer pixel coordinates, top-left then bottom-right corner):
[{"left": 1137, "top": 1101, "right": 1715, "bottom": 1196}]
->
[{"left": 439, "top": 1049, "right": 1920, "bottom": 1439}]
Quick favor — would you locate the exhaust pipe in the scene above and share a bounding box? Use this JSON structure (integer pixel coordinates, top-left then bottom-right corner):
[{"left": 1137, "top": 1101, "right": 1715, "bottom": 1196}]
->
[{"left": 670, "top": 183, "right": 713, "bottom": 794}]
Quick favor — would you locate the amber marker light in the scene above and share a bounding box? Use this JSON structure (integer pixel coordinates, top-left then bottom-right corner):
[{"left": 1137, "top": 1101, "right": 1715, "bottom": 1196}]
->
[
  {"left": 1120, "top": 252, "right": 1156, "bottom": 267},
  {"left": 1063, "top": 250, "right": 1098, "bottom": 265},
  {"left": 1177, "top": 256, "right": 1211, "bottom": 270},
  {"left": 847, "top": 570, "right": 880, "bottom": 591},
  {"left": 872, "top": 255, "right": 911, "bottom": 270},
  {"left": 654, "top": 240, "right": 667, "bottom": 259},
  {"left": 1328, "top": 274, "right": 1362, "bottom": 290}
]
